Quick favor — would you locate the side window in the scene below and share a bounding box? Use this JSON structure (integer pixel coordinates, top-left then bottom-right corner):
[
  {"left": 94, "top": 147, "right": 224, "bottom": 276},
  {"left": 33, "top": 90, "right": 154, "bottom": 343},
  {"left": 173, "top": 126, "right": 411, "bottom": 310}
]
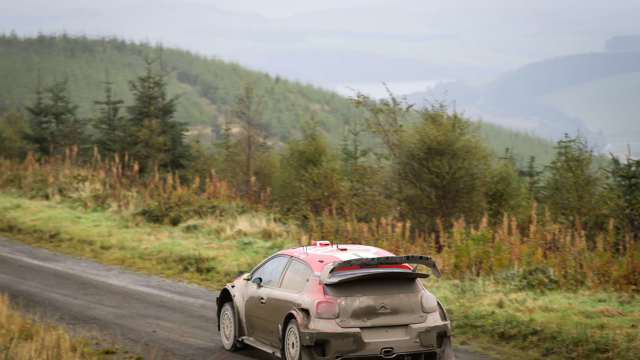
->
[
  {"left": 252, "top": 256, "right": 289, "bottom": 287},
  {"left": 281, "top": 260, "right": 312, "bottom": 292}
]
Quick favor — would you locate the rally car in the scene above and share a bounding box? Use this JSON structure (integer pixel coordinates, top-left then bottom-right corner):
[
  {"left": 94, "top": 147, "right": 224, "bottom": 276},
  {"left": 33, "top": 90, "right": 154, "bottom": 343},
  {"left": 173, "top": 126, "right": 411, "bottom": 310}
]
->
[{"left": 217, "top": 241, "right": 454, "bottom": 359}]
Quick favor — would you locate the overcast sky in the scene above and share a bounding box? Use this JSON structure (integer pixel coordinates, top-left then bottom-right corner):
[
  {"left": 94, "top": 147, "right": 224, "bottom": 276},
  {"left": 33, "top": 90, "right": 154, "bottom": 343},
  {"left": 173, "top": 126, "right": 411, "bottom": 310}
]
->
[{"left": 2, "top": 0, "right": 640, "bottom": 94}]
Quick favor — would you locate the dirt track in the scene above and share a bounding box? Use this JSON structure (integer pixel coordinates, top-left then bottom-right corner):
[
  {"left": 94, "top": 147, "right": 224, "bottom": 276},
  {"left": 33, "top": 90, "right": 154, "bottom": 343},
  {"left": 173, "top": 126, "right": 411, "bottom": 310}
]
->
[{"left": 0, "top": 237, "right": 489, "bottom": 359}]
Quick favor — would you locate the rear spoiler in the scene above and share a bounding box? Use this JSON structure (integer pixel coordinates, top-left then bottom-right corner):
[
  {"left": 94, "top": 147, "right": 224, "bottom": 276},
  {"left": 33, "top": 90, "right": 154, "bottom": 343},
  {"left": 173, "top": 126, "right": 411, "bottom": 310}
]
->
[{"left": 320, "top": 255, "right": 441, "bottom": 284}]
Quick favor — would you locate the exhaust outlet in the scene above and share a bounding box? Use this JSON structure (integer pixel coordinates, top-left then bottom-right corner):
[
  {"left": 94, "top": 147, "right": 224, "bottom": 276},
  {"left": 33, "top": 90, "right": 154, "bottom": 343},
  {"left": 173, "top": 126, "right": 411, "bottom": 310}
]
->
[{"left": 380, "top": 347, "right": 395, "bottom": 358}]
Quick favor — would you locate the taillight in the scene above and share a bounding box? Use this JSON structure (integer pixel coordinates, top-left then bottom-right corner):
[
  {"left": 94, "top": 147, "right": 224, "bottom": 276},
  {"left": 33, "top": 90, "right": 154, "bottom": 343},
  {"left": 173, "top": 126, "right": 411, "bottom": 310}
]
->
[
  {"left": 315, "top": 299, "right": 339, "bottom": 319},
  {"left": 421, "top": 292, "right": 438, "bottom": 313}
]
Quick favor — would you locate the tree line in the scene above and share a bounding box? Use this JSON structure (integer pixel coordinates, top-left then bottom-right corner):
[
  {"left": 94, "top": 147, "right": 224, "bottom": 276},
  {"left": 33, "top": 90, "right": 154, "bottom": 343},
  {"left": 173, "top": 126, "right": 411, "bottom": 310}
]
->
[{"left": 0, "top": 59, "right": 638, "bottom": 245}]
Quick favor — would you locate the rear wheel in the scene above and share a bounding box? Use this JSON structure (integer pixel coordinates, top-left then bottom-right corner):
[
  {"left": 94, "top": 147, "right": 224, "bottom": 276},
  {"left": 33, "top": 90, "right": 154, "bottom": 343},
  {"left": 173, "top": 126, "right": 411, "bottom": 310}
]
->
[
  {"left": 283, "top": 319, "right": 312, "bottom": 360},
  {"left": 219, "top": 302, "right": 239, "bottom": 351},
  {"left": 440, "top": 337, "right": 456, "bottom": 360}
]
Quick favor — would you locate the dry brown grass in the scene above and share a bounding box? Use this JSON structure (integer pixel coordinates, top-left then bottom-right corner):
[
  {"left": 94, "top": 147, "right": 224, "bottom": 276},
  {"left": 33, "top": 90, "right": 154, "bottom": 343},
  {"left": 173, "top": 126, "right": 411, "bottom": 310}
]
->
[
  {"left": 1, "top": 150, "right": 638, "bottom": 292},
  {"left": 0, "top": 294, "right": 97, "bottom": 360},
  {"left": 308, "top": 210, "right": 640, "bottom": 292}
]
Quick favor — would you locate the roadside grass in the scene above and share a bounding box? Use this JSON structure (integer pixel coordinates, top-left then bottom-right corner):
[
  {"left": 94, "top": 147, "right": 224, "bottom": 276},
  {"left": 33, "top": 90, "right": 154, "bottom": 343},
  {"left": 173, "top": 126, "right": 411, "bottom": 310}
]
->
[
  {"left": 0, "top": 294, "right": 98, "bottom": 359},
  {"left": 2, "top": 192, "right": 639, "bottom": 359},
  {"left": 0, "top": 192, "right": 295, "bottom": 288},
  {"left": 426, "top": 279, "right": 640, "bottom": 360}
]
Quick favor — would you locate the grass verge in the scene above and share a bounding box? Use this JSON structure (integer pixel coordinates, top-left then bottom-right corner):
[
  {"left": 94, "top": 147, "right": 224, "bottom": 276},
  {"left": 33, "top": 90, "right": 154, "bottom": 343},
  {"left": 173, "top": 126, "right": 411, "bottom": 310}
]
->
[
  {"left": 0, "top": 192, "right": 293, "bottom": 288},
  {"left": 1, "top": 192, "right": 638, "bottom": 359},
  {"left": 426, "top": 279, "right": 640, "bottom": 360}
]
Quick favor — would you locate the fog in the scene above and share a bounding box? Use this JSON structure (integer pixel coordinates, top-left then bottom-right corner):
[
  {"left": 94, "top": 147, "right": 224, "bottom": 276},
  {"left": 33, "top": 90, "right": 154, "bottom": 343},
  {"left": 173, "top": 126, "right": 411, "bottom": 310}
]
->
[{"left": 2, "top": 0, "right": 640, "bottom": 91}]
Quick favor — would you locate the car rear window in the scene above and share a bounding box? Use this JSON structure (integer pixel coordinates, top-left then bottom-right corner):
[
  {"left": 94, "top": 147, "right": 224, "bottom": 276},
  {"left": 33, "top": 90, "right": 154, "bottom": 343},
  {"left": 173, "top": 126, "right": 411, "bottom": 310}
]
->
[
  {"left": 324, "top": 278, "right": 419, "bottom": 297},
  {"left": 281, "top": 260, "right": 312, "bottom": 292}
]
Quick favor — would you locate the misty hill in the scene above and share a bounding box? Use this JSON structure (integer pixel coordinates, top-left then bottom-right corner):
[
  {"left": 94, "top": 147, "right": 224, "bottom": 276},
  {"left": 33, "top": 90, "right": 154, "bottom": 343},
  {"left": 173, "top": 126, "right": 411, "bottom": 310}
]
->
[
  {"left": 409, "top": 49, "right": 640, "bottom": 157},
  {"left": 0, "top": 34, "right": 556, "bottom": 164},
  {"left": 606, "top": 35, "right": 640, "bottom": 52}
]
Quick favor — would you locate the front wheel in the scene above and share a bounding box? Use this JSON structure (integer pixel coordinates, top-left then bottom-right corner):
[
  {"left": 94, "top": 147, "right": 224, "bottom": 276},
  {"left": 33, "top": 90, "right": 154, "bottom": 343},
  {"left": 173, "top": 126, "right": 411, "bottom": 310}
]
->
[
  {"left": 283, "top": 319, "right": 312, "bottom": 360},
  {"left": 219, "top": 302, "right": 239, "bottom": 351}
]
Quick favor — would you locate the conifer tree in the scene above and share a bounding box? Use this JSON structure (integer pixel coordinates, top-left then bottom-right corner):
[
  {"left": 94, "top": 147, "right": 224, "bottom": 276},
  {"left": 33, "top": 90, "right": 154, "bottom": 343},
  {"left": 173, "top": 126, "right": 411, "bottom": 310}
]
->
[
  {"left": 231, "top": 82, "right": 268, "bottom": 199},
  {"left": 522, "top": 156, "right": 543, "bottom": 201},
  {"left": 543, "top": 134, "right": 602, "bottom": 226},
  {"left": 126, "top": 58, "right": 190, "bottom": 171},
  {"left": 26, "top": 79, "right": 84, "bottom": 156},
  {"left": 487, "top": 149, "right": 529, "bottom": 222},
  {"left": 25, "top": 78, "right": 51, "bottom": 155},
  {"left": 607, "top": 154, "right": 640, "bottom": 242},
  {"left": 93, "top": 75, "right": 126, "bottom": 156}
]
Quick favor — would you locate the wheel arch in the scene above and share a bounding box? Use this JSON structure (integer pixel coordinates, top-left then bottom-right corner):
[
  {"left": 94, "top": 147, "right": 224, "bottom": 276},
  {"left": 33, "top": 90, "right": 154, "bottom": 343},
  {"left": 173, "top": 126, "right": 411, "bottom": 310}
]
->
[
  {"left": 281, "top": 308, "right": 310, "bottom": 346},
  {"left": 216, "top": 287, "right": 235, "bottom": 331}
]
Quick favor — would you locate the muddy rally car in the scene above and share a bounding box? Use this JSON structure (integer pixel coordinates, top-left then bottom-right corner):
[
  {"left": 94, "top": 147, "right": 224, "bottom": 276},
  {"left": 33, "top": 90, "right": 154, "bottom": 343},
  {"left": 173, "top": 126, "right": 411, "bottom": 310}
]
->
[{"left": 217, "top": 241, "right": 454, "bottom": 360}]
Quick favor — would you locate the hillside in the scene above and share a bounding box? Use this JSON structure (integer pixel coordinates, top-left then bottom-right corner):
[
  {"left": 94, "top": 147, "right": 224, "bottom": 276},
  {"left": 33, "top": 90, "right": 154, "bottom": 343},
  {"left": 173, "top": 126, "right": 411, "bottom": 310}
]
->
[
  {"left": 408, "top": 50, "right": 640, "bottom": 157},
  {"left": 0, "top": 34, "right": 364, "bottom": 141},
  {"left": 542, "top": 71, "right": 640, "bottom": 155},
  {"left": 0, "top": 34, "right": 556, "bottom": 163}
]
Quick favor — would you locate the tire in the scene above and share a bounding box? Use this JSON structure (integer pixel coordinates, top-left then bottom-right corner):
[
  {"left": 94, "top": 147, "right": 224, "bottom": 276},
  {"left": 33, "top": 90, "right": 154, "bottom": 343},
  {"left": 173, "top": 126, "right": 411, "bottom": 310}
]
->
[
  {"left": 440, "top": 337, "right": 456, "bottom": 360},
  {"left": 219, "top": 302, "right": 239, "bottom": 351},
  {"left": 283, "top": 319, "right": 312, "bottom": 360}
]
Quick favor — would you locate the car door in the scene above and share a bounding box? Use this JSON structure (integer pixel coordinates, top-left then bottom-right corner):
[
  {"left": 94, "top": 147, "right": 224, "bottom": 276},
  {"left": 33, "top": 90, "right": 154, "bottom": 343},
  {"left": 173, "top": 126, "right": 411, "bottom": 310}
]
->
[
  {"left": 244, "top": 255, "right": 290, "bottom": 345},
  {"left": 263, "top": 259, "right": 313, "bottom": 348}
]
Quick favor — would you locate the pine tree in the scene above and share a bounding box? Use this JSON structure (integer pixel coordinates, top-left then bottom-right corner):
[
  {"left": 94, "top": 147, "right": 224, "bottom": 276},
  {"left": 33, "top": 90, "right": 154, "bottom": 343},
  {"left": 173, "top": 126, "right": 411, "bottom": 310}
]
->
[
  {"left": 607, "top": 154, "right": 640, "bottom": 242},
  {"left": 93, "top": 75, "right": 126, "bottom": 156},
  {"left": 25, "top": 77, "right": 52, "bottom": 155},
  {"left": 213, "top": 113, "right": 240, "bottom": 184},
  {"left": 543, "top": 134, "right": 602, "bottom": 227},
  {"left": 26, "top": 78, "right": 84, "bottom": 156},
  {"left": 126, "top": 58, "right": 190, "bottom": 171},
  {"left": 522, "top": 156, "right": 543, "bottom": 200},
  {"left": 231, "top": 82, "right": 268, "bottom": 199},
  {"left": 341, "top": 117, "right": 369, "bottom": 176},
  {"left": 487, "top": 149, "right": 529, "bottom": 222}
]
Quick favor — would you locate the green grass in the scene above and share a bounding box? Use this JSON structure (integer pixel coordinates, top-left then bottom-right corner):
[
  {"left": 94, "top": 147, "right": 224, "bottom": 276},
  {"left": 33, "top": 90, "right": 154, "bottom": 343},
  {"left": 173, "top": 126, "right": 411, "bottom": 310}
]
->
[
  {"left": 0, "top": 192, "right": 294, "bottom": 288},
  {"left": 426, "top": 279, "right": 640, "bottom": 360},
  {"left": 1, "top": 191, "right": 638, "bottom": 359}
]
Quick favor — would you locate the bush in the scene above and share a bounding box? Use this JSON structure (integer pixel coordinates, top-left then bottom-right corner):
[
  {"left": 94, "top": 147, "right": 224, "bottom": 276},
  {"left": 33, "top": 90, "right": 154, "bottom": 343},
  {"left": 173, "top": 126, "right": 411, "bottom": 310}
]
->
[
  {"left": 497, "top": 266, "right": 560, "bottom": 292},
  {"left": 137, "top": 194, "right": 249, "bottom": 226}
]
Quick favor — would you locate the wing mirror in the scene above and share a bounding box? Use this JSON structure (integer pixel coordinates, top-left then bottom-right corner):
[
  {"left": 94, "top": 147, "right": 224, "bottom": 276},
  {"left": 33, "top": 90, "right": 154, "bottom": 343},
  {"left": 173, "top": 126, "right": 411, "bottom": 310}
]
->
[{"left": 251, "top": 277, "right": 263, "bottom": 287}]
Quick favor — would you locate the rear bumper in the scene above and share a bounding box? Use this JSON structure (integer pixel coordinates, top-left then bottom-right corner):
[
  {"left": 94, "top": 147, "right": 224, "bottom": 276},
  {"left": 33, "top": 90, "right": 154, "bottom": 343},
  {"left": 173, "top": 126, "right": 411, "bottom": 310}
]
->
[{"left": 300, "top": 320, "right": 452, "bottom": 360}]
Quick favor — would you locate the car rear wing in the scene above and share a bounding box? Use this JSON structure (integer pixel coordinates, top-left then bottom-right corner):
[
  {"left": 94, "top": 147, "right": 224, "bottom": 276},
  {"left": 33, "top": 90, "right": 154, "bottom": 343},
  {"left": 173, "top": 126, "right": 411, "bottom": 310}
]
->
[{"left": 320, "top": 255, "right": 441, "bottom": 285}]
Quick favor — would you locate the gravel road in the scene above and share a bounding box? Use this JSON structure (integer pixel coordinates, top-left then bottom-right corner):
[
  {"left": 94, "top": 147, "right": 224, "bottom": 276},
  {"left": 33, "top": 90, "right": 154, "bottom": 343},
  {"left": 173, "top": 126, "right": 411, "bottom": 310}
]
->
[{"left": 0, "top": 237, "right": 489, "bottom": 360}]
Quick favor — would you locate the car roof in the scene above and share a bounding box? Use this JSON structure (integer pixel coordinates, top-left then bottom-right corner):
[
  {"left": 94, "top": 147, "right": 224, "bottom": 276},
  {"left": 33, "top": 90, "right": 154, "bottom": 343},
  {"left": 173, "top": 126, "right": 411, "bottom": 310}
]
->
[{"left": 278, "top": 244, "right": 394, "bottom": 273}]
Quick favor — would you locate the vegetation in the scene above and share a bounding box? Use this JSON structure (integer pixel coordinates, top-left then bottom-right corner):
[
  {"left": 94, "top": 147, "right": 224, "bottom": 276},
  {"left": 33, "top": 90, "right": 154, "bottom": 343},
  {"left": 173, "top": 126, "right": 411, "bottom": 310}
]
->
[
  {"left": 429, "top": 279, "right": 640, "bottom": 360},
  {"left": 1, "top": 33, "right": 639, "bottom": 360},
  {"left": 0, "top": 34, "right": 557, "bottom": 160},
  {"left": 0, "top": 192, "right": 294, "bottom": 288},
  {"left": 0, "top": 294, "right": 99, "bottom": 359},
  {"left": 0, "top": 193, "right": 638, "bottom": 360}
]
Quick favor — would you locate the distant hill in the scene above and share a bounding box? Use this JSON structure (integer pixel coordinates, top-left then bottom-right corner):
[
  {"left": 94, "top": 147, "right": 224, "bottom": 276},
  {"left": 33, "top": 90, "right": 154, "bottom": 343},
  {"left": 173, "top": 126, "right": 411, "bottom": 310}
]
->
[
  {"left": 0, "top": 34, "right": 557, "bottom": 164},
  {"left": 408, "top": 50, "right": 640, "bottom": 157},
  {"left": 606, "top": 35, "right": 640, "bottom": 52}
]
